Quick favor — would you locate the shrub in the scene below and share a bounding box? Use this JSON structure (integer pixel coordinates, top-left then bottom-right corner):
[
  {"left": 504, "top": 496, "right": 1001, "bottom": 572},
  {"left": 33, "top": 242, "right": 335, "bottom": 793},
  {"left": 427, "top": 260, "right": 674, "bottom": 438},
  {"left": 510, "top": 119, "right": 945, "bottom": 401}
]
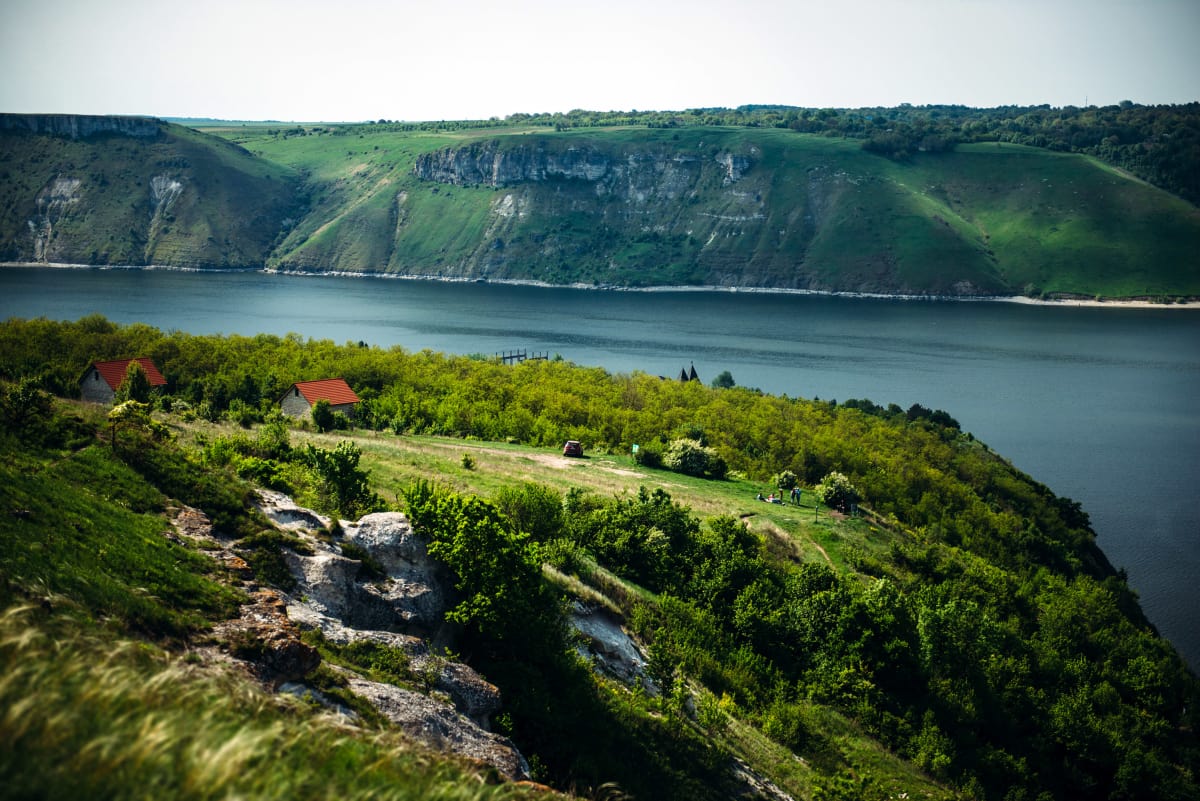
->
[
  {"left": 302, "top": 442, "right": 383, "bottom": 519},
  {"left": 663, "top": 438, "right": 726, "bottom": 479},
  {"left": 492, "top": 482, "right": 563, "bottom": 542},
  {"left": 773, "top": 469, "right": 798, "bottom": 491},
  {"left": 632, "top": 442, "right": 664, "bottom": 469},
  {"left": 815, "top": 471, "right": 861, "bottom": 511},
  {"left": 311, "top": 399, "right": 334, "bottom": 433},
  {"left": 225, "top": 399, "right": 261, "bottom": 428},
  {"left": 760, "top": 697, "right": 811, "bottom": 752}
]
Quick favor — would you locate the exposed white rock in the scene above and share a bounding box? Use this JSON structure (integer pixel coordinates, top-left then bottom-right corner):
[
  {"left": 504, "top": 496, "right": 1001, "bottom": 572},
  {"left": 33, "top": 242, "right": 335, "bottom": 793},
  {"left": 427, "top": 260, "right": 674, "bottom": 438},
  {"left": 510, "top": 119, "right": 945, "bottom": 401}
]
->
[
  {"left": 345, "top": 675, "right": 530, "bottom": 780},
  {"left": 717, "top": 152, "right": 752, "bottom": 184},
  {"left": 256, "top": 489, "right": 330, "bottom": 531},
  {"left": 570, "top": 603, "right": 648, "bottom": 686},
  {"left": 248, "top": 491, "right": 525, "bottom": 776},
  {"left": 151, "top": 175, "right": 183, "bottom": 212},
  {"left": 292, "top": 614, "right": 502, "bottom": 725}
]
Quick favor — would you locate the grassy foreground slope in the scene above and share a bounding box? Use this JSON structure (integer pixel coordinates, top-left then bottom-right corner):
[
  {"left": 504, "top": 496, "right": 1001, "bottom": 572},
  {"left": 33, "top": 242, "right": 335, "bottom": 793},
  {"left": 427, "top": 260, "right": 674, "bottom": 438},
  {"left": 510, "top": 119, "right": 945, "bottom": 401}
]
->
[
  {"left": 2, "top": 316, "right": 1198, "bottom": 800},
  {"left": 0, "top": 401, "right": 558, "bottom": 801}
]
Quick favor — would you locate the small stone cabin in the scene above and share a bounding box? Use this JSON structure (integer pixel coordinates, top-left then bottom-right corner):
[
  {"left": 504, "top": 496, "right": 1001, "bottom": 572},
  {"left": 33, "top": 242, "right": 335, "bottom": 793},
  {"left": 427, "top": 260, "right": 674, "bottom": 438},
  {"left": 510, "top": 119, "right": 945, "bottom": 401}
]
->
[
  {"left": 80, "top": 357, "right": 167, "bottom": 404},
  {"left": 279, "top": 378, "right": 360, "bottom": 419}
]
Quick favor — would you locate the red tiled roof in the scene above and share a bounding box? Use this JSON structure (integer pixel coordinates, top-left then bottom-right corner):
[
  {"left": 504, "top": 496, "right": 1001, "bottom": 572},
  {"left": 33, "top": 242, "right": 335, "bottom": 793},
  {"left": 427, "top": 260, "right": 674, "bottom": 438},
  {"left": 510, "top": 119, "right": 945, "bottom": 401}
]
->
[
  {"left": 291, "top": 378, "right": 360, "bottom": 406},
  {"left": 91, "top": 358, "right": 167, "bottom": 390}
]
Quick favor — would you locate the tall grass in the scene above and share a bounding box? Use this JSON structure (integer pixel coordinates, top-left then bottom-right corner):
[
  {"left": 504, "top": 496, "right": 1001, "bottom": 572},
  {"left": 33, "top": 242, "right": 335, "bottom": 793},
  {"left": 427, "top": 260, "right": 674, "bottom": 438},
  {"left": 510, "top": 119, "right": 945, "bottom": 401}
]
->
[{"left": 0, "top": 607, "right": 552, "bottom": 801}]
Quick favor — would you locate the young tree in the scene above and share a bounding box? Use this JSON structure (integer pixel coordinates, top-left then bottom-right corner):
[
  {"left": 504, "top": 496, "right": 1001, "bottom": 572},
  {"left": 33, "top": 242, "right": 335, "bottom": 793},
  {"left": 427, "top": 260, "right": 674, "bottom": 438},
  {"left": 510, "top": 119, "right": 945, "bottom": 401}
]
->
[
  {"left": 0, "top": 378, "right": 54, "bottom": 436},
  {"left": 311, "top": 399, "right": 335, "bottom": 433},
  {"left": 492, "top": 481, "right": 564, "bottom": 542},
  {"left": 404, "top": 481, "right": 563, "bottom": 652},
  {"left": 108, "top": 400, "right": 151, "bottom": 453},
  {"left": 303, "top": 441, "right": 380, "bottom": 518},
  {"left": 115, "top": 360, "right": 153, "bottom": 403},
  {"left": 773, "top": 469, "right": 799, "bottom": 491}
]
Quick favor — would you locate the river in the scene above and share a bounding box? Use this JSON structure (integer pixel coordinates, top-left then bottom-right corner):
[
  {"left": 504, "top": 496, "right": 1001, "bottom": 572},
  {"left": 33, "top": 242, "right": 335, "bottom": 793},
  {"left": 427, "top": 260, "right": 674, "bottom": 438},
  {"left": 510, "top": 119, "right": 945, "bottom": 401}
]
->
[{"left": 3, "top": 266, "right": 1198, "bottom": 669}]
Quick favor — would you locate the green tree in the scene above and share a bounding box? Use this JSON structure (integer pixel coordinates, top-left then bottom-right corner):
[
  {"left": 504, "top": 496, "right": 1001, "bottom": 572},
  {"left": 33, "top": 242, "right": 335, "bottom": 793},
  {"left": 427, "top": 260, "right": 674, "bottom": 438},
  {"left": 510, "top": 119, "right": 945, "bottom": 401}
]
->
[
  {"left": 492, "top": 482, "right": 564, "bottom": 543},
  {"left": 115, "top": 360, "right": 153, "bottom": 404},
  {"left": 710, "top": 370, "right": 736, "bottom": 389},
  {"left": 303, "top": 441, "right": 381, "bottom": 518},
  {"left": 311, "top": 399, "right": 335, "bottom": 433},
  {"left": 773, "top": 469, "right": 798, "bottom": 491},
  {"left": 0, "top": 378, "right": 54, "bottom": 436},
  {"left": 107, "top": 400, "right": 151, "bottom": 453},
  {"left": 404, "top": 481, "right": 563, "bottom": 651},
  {"left": 663, "top": 438, "right": 727, "bottom": 479},
  {"left": 255, "top": 411, "right": 291, "bottom": 459},
  {"left": 646, "top": 637, "right": 680, "bottom": 711}
]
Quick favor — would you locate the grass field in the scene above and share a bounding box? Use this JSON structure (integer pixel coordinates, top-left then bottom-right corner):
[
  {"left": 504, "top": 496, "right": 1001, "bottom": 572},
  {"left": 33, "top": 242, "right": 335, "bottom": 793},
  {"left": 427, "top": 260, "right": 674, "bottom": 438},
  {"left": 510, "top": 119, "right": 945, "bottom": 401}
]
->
[{"left": 271, "top": 426, "right": 891, "bottom": 579}]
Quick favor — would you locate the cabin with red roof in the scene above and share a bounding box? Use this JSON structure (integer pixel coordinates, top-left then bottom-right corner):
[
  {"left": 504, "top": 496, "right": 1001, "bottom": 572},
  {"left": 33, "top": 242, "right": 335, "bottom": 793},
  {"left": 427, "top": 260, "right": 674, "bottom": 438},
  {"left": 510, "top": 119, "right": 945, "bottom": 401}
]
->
[
  {"left": 279, "top": 378, "right": 360, "bottom": 419},
  {"left": 80, "top": 358, "right": 167, "bottom": 404}
]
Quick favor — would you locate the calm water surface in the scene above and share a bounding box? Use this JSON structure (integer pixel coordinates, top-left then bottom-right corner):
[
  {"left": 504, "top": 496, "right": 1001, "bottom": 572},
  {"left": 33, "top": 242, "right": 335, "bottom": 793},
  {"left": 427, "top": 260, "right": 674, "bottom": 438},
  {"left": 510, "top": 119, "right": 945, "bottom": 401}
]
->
[{"left": 4, "top": 267, "right": 1198, "bottom": 668}]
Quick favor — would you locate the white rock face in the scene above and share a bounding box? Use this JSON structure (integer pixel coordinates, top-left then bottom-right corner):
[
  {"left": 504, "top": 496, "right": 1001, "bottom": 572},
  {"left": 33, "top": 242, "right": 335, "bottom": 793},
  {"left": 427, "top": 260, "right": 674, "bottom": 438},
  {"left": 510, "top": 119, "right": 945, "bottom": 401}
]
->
[
  {"left": 251, "top": 491, "right": 524, "bottom": 778},
  {"left": 345, "top": 676, "right": 529, "bottom": 780},
  {"left": 151, "top": 175, "right": 183, "bottom": 210},
  {"left": 257, "top": 489, "right": 331, "bottom": 531},
  {"left": 570, "top": 604, "right": 649, "bottom": 686}
]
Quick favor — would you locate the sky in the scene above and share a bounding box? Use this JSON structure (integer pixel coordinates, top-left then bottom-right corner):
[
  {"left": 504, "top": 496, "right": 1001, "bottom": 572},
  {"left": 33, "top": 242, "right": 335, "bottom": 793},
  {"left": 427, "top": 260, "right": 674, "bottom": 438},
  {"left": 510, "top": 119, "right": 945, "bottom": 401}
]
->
[{"left": 1, "top": 0, "right": 1196, "bottom": 122}]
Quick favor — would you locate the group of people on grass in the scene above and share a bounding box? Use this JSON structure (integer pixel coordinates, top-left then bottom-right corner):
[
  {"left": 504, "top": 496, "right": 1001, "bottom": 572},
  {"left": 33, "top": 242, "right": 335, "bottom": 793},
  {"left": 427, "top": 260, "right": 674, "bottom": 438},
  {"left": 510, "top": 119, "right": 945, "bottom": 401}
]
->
[{"left": 757, "top": 486, "right": 803, "bottom": 505}]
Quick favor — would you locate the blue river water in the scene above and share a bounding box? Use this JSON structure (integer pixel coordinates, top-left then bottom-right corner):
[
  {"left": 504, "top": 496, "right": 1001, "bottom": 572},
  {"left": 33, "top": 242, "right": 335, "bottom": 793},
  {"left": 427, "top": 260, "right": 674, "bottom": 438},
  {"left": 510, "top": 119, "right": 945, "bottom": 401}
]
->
[{"left": 3, "top": 267, "right": 1198, "bottom": 668}]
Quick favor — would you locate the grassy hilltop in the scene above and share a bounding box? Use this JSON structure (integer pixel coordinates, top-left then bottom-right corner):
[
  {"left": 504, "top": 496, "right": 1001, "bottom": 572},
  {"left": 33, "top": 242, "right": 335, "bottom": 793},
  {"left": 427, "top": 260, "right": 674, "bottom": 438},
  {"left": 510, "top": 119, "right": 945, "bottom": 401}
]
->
[
  {"left": 2, "top": 316, "right": 1198, "bottom": 801},
  {"left": 2, "top": 112, "right": 1198, "bottom": 299}
]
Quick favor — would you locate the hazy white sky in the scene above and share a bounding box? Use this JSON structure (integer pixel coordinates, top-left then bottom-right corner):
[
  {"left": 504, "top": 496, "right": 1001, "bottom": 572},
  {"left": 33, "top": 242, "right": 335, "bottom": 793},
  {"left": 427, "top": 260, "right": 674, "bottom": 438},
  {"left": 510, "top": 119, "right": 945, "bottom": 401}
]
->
[{"left": 1, "top": 0, "right": 1196, "bottom": 121}]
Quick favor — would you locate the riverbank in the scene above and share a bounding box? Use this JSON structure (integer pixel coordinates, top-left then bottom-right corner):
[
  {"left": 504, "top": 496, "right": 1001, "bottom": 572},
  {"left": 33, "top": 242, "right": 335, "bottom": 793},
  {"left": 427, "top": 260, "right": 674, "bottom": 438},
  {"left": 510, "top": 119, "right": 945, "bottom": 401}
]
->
[{"left": 6, "top": 261, "right": 1200, "bottom": 309}]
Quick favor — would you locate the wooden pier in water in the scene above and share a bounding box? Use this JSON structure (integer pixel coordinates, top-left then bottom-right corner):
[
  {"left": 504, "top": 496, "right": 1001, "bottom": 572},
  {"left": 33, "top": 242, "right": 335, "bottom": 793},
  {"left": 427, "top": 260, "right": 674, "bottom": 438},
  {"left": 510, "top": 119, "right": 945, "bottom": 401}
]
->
[{"left": 496, "top": 349, "right": 549, "bottom": 364}]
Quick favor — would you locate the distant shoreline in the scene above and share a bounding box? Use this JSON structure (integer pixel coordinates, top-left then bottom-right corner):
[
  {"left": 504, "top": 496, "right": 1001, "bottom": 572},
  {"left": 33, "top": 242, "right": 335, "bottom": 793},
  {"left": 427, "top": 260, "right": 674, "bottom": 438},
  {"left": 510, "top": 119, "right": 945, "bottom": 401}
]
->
[{"left": 5, "top": 261, "right": 1199, "bottom": 310}]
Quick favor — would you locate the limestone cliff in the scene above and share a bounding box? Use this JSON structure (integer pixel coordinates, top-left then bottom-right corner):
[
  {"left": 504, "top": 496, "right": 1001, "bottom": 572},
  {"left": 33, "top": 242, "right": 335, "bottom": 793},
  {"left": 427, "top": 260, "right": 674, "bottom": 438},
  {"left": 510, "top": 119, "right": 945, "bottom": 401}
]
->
[{"left": 0, "top": 113, "right": 162, "bottom": 140}]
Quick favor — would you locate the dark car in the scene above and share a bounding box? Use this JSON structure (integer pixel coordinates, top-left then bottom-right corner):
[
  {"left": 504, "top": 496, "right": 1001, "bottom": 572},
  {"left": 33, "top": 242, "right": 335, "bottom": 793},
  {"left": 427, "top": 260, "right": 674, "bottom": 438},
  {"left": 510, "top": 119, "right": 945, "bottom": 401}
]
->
[{"left": 562, "top": 440, "right": 583, "bottom": 457}]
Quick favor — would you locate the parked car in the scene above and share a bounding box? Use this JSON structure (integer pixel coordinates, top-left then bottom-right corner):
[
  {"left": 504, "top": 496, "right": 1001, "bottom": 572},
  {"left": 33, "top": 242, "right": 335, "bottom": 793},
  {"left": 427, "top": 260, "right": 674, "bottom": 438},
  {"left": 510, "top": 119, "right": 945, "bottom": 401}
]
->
[{"left": 562, "top": 440, "right": 583, "bottom": 457}]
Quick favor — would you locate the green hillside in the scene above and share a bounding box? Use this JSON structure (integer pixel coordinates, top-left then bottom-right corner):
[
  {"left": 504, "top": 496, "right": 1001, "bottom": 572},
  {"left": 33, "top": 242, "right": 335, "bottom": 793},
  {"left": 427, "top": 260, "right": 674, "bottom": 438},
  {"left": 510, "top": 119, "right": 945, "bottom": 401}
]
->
[
  {"left": 0, "top": 116, "right": 303, "bottom": 267},
  {"left": 2, "top": 317, "right": 1199, "bottom": 800},
  {"left": 2, "top": 114, "right": 1198, "bottom": 298}
]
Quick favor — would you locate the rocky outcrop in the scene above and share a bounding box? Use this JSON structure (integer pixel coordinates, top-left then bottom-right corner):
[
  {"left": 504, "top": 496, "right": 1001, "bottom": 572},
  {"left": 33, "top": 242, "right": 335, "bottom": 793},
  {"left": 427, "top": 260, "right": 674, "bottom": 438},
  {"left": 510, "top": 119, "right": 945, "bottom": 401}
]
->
[
  {"left": 280, "top": 511, "right": 452, "bottom": 637},
  {"left": 256, "top": 489, "right": 330, "bottom": 531},
  {"left": 345, "top": 675, "right": 529, "bottom": 780},
  {"left": 571, "top": 603, "right": 648, "bottom": 686},
  {"left": 0, "top": 113, "right": 161, "bottom": 139},
  {"left": 288, "top": 614, "right": 503, "bottom": 725},
  {"left": 28, "top": 176, "right": 83, "bottom": 262},
  {"left": 212, "top": 588, "right": 321, "bottom": 684},
  {"left": 247, "top": 491, "right": 526, "bottom": 779},
  {"left": 414, "top": 139, "right": 754, "bottom": 195},
  {"left": 414, "top": 141, "right": 613, "bottom": 187},
  {"left": 717, "top": 152, "right": 751, "bottom": 184}
]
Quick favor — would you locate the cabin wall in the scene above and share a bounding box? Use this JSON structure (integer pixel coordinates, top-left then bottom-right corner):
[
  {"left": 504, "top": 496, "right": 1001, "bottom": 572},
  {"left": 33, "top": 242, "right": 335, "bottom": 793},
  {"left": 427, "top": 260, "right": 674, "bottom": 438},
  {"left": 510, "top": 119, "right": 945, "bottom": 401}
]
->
[
  {"left": 280, "top": 388, "right": 312, "bottom": 418},
  {"left": 80, "top": 368, "right": 115, "bottom": 404}
]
